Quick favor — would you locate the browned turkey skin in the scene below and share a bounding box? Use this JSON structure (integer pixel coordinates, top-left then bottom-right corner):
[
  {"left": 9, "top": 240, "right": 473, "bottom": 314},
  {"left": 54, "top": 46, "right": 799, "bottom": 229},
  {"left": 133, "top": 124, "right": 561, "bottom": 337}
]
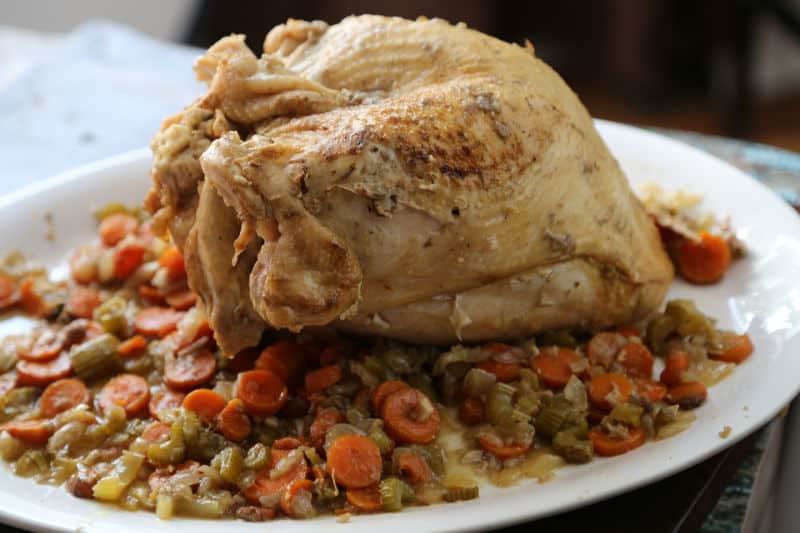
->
[{"left": 145, "top": 15, "right": 673, "bottom": 356}]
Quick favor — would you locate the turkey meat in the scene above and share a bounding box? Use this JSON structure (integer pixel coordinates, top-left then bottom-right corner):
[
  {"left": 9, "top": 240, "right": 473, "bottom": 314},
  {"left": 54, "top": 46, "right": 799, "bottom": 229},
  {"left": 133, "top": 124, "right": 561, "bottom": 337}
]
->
[{"left": 145, "top": 15, "right": 674, "bottom": 355}]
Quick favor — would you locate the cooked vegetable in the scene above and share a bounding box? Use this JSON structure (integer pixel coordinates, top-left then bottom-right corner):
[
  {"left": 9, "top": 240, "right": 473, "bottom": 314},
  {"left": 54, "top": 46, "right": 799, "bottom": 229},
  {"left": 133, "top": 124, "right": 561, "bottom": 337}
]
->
[
  {"left": 660, "top": 350, "right": 689, "bottom": 386},
  {"left": 40, "top": 378, "right": 90, "bottom": 418},
  {"left": 608, "top": 403, "right": 644, "bottom": 427},
  {"left": 646, "top": 314, "right": 677, "bottom": 356},
  {"left": 97, "top": 374, "right": 150, "bottom": 417},
  {"left": 381, "top": 388, "right": 440, "bottom": 445},
  {"left": 305, "top": 364, "right": 343, "bottom": 394},
  {"left": 135, "top": 307, "right": 183, "bottom": 338},
  {"left": 0, "top": 419, "right": 54, "bottom": 445},
  {"left": 379, "top": 477, "right": 414, "bottom": 511},
  {"left": 327, "top": 434, "right": 382, "bottom": 489},
  {"left": 182, "top": 389, "right": 226, "bottom": 424},
  {"left": 16, "top": 352, "right": 73, "bottom": 387},
  {"left": 589, "top": 427, "right": 645, "bottom": 456},
  {"left": 443, "top": 486, "right": 479, "bottom": 502},
  {"left": 477, "top": 434, "right": 530, "bottom": 459},
  {"left": 148, "top": 389, "right": 185, "bottom": 420},
  {"left": 616, "top": 343, "right": 654, "bottom": 379},
  {"left": 235, "top": 370, "right": 287, "bottom": 417},
  {"left": 588, "top": 373, "right": 633, "bottom": 410},
  {"left": 552, "top": 427, "right": 593, "bottom": 463},
  {"left": 666, "top": 382, "right": 708, "bottom": 409},
  {"left": 99, "top": 213, "right": 139, "bottom": 247},
  {"left": 530, "top": 347, "right": 579, "bottom": 389},
  {"left": 69, "top": 333, "right": 121, "bottom": 381},
  {"left": 117, "top": 335, "right": 147, "bottom": 357},
  {"left": 163, "top": 349, "right": 216, "bottom": 391},
  {"left": 212, "top": 446, "right": 243, "bottom": 484},
  {"left": 93, "top": 451, "right": 144, "bottom": 501},
  {"left": 93, "top": 295, "right": 129, "bottom": 337},
  {"left": 677, "top": 232, "right": 731, "bottom": 284},
  {"left": 710, "top": 332, "right": 754, "bottom": 364},
  {"left": 346, "top": 484, "right": 382, "bottom": 512},
  {"left": 66, "top": 288, "right": 101, "bottom": 319}
]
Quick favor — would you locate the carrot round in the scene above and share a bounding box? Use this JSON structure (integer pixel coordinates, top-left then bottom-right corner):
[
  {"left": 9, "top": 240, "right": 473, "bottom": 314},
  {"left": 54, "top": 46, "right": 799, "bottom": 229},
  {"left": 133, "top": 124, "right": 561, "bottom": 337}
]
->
[
  {"left": 69, "top": 248, "right": 98, "bottom": 285},
  {"left": 477, "top": 435, "right": 530, "bottom": 459},
  {"left": 458, "top": 397, "right": 485, "bottom": 425},
  {"left": 617, "top": 343, "right": 655, "bottom": 379},
  {"left": 217, "top": 399, "right": 252, "bottom": 442},
  {"left": 280, "top": 478, "right": 315, "bottom": 518},
  {"left": 660, "top": 350, "right": 689, "bottom": 386},
  {"left": 138, "top": 284, "right": 166, "bottom": 306},
  {"left": 590, "top": 426, "right": 645, "bottom": 456},
  {"left": 586, "top": 332, "right": 625, "bottom": 369},
  {"left": 243, "top": 448, "right": 309, "bottom": 505},
  {"left": 0, "top": 274, "right": 16, "bottom": 301},
  {"left": 304, "top": 364, "right": 343, "bottom": 395},
  {"left": 616, "top": 325, "right": 642, "bottom": 338},
  {"left": 235, "top": 369, "right": 287, "bottom": 416},
  {"left": 666, "top": 381, "right": 708, "bottom": 409},
  {"left": 20, "top": 332, "right": 63, "bottom": 362},
  {"left": 16, "top": 352, "right": 72, "bottom": 387},
  {"left": 148, "top": 389, "right": 185, "bottom": 420},
  {"left": 477, "top": 359, "right": 521, "bottom": 383},
  {"left": 117, "top": 335, "right": 148, "bottom": 357},
  {"left": 97, "top": 373, "right": 150, "bottom": 417},
  {"left": 381, "top": 388, "right": 440, "bottom": 445},
  {"left": 66, "top": 287, "right": 101, "bottom": 319},
  {"left": 112, "top": 241, "right": 146, "bottom": 279},
  {"left": 396, "top": 451, "right": 433, "bottom": 484},
  {"left": 326, "top": 434, "right": 382, "bottom": 489},
  {"left": 371, "top": 380, "right": 410, "bottom": 415},
  {"left": 273, "top": 437, "right": 303, "bottom": 450},
  {"left": 677, "top": 232, "right": 731, "bottom": 284},
  {"left": 158, "top": 246, "right": 186, "bottom": 280},
  {"left": 182, "top": 388, "right": 226, "bottom": 424},
  {"left": 530, "top": 347, "right": 579, "bottom": 389},
  {"left": 135, "top": 307, "right": 184, "bottom": 338},
  {"left": 141, "top": 421, "right": 172, "bottom": 443},
  {"left": 164, "top": 289, "right": 197, "bottom": 311},
  {"left": 40, "top": 378, "right": 90, "bottom": 418},
  {"left": 588, "top": 373, "right": 633, "bottom": 410},
  {"left": 18, "top": 277, "right": 48, "bottom": 317},
  {"left": 255, "top": 340, "right": 305, "bottom": 384},
  {"left": 711, "top": 332, "right": 754, "bottom": 364},
  {"left": 346, "top": 485, "right": 382, "bottom": 512},
  {"left": 99, "top": 213, "right": 138, "bottom": 247},
  {"left": 163, "top": 349, "right": 217, "bottom": 391},
  {"left": 635, "top": 378, "right": 667, "bottom": 403},
  {"left": 0, "top": 419, "right": 54, "bottom": 446},
  {"left": 310, "top": 409, "right": 345, "bottom": 451}
]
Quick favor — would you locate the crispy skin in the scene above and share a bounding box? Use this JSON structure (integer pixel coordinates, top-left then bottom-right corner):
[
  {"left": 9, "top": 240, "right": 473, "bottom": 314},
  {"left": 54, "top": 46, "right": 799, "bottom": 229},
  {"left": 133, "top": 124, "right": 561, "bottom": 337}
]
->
[{"left": 147, "top": 15, "right": 673, "bottom": 350}]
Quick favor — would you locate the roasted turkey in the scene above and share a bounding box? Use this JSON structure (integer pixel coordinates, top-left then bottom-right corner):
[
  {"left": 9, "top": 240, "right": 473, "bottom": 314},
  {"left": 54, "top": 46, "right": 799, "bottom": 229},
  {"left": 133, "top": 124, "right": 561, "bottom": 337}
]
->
[{"left": 145, "top": 15, "right": 674, "bottom": 355}]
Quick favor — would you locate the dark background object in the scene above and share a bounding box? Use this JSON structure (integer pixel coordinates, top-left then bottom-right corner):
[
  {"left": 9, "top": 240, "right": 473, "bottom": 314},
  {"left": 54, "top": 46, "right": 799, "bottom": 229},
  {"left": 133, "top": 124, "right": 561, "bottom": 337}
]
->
[{"left": 185, "top": 0, "right": 800, "bottom": 151}]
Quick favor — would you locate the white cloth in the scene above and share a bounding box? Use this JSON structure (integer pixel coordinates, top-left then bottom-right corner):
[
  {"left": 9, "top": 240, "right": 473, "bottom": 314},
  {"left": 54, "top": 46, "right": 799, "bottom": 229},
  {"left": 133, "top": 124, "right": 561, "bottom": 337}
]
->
[{"left": 0, "top": 21, "right": 203, "bottom": 195}]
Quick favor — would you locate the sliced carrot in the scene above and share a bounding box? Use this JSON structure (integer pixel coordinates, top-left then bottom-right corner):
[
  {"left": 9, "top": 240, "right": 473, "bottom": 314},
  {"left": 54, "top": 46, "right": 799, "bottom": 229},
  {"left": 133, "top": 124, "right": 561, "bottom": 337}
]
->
[
  {"left": 113, "top": 241, "right": 146, "bottom": 280},
  {"left": 304, "top": 364, "right": 342, "bottom": 395},
  {"left": 69, "top": 247, "right": 99, "bottom": 285},
  {"left": 158, "top": 246, "right": 186, "bottom": 280},
  {"left": 243, "top": 448, "right": 309, "bottom": 505},
  {"left": 40, "top": 378, "right": 90, "bottom": 418},
  {"left": 65, "top": 287, "right": 101, "bottom": 319},
  {"left": 371, "top": 380, "right": 410, "bottom": 415},
  {"left": 381, "top": 388, "right": 440, "bottom": 445},
  {"left": 0, "top": 419, "right": 53, "bottom": 446},
  {"left": 396, "top": 451, "right": 433, "bottom": 484},
  {"left": 20, "top": 330, "right": 63, "bottom": 362},
  {"left": 590, "top": 426, "right": 645, "bottom": 456},
  {"left": 138, "top": 284, "right": 166, "bottom": 305},
  {"left": 148, "top": 460, "right": 202, "bottom": 493},
  {"left": 660, "top": 350, "right": 689, "bottom": 386},
  {"left": 280, "top": 478, "right": 315, "bottom": 518},
  {"left": 587, "top": 373, "right": 633, "bottom": 410},
  {"left": 165, "top": 289, "right": 197, "bottom": 311},
  {"left": 235, "top": 369, "right": 287, "bottom": 416},
  {"left": 97, "top": 373, "right": 150, "bottom": 417},
  {"left": 182, "top": 388, "right": 226, "bottom": 424},
  {"left": 310, "top": 409, "right": 345, "bottom": 451},
  {"left": 677, "top": 232, "right": 731, "bottom": 285},
  {"left": 148, "top": 389, "right": 185, "bottom": 420},
  {"left": 273, "top": 437, "right": 303, "bottom": 450},
  {"left": 586, "top": 332, "right": 625, "bottom": 369},
  {"left": 666, "top": 381, "right": 708, "bottom": 409},
  {"left": 635, "top": 378, "right": 667, "bottom": 403},
  {"left": 458, "top": 397, "right": 485, "bottom": 425},
  {"left": 476, "top": 359, "right": 521, "bottom": 383},
  {"left": 218, "top": 399, "right": 252, "bottom": 442},
  {"left": 255, "top": 340, "right": 305, "bottom": 384},
  {"left": 346, "top": 484, "right": 382, "bottom": 512},
  {"left": 326, "top": 434, "right": 382, "bottom": 489},
  {"left": 163, "top": 349, "right": 217, "bottom": 391},
  {"left": 710, "top": 332, "right": 754, "bottom": 364},
  {"left": 118, "top": 335, "right": 147, "bottom": 357},
  {"left": 16, "top": 352, "right": 72, "bottom": 387},
  {"left": 99, "top": 213, "right": 138, "bottom": 247},
  {"left": 135, "top": 307, "right": 184, "bottom": 337},
  {"left": 18, "top": 277, "right": 48, "bottom": 317},
  {"left": 617, "top": 343, "right": 655, "bottom": 379},
  {"left": 530, "top": 347, "right": 579, "bottom": 389},
  {"left": 477, "top": 435, "right": 531, "bottom": 460},
  {"left": 141, "top": 421, "right": 172, "bottom": 443}
]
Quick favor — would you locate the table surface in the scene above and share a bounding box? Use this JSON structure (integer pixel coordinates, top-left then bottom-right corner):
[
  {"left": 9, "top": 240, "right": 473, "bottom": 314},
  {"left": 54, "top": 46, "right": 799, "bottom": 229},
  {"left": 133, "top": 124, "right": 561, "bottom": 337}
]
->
[{"left": 1, "top": 21, "right": 800, "bottom": 533}]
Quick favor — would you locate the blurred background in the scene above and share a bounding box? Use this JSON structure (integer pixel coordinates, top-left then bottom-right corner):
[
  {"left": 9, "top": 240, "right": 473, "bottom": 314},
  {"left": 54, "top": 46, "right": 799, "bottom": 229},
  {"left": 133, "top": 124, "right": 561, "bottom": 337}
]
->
[{"left": 3, "top": 0, "right": 800, "bottom": 151}]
